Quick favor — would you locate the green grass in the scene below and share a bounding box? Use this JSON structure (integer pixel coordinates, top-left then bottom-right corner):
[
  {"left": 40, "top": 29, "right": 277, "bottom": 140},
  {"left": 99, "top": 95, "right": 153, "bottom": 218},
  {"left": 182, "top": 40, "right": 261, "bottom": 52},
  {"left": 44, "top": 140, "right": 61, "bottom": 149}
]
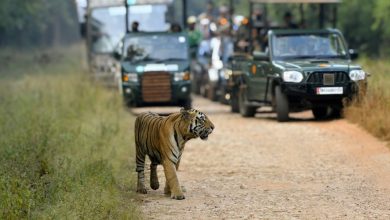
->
[
  {"left": 345, "top": 58, "right": 390, "bottom": 143},
  {"left": 0, "top": 46, "right": 141, "bottom": 219}
]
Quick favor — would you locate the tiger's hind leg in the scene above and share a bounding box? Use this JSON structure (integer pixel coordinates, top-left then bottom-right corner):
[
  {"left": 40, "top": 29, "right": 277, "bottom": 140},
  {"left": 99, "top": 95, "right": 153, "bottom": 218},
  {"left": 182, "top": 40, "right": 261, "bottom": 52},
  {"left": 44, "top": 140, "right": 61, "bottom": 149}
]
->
[
  {"left": 136, "top": 150, "right": 147, "bottom": 194},
  {"left": 150, "top": 162, "right": 159, "bottom": 190}
]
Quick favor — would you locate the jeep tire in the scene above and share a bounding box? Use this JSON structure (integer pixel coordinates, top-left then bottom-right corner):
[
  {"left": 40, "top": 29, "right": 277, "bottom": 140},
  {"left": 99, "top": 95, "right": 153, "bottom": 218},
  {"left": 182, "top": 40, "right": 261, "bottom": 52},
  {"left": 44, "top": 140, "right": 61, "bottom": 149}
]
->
[
  {"left": 330, "top": 107, "right": 342, "bottom": 119},
  {"left": 179, "top": 99, "right": 192, "bottom": 109},
  {"left": 238, "top": 86, "right": 256, "bottom": 117},
  {"left": 230, "top": 88, "right": 239, "bottom": 113},
  {"left": 312, "top": 107, "right": 328, "bottom": 120},
  {"left": 275, "top": 86, "right": 289, "bottom": 122},
  {"left": 207, "top": 85, "right": 218, "bottom": 101}
]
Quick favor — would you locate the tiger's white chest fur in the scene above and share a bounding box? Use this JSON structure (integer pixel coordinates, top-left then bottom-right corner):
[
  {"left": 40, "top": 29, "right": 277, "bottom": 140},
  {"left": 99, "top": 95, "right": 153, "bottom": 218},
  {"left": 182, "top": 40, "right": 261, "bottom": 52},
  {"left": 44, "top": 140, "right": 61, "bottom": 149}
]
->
[{"left": 168, "top": 128, "right": 186, "bottom": 164}]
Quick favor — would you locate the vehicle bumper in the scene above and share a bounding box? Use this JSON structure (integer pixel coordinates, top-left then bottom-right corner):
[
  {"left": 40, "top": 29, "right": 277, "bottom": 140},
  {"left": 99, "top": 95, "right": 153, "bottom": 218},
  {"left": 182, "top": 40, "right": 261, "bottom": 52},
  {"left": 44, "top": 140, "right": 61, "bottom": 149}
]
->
[
  {"left": 281, "top": 81, "right": 360, "bottom": 106},
  {"left": 122, "top": 81, "right": 191, "bottom": 105}
]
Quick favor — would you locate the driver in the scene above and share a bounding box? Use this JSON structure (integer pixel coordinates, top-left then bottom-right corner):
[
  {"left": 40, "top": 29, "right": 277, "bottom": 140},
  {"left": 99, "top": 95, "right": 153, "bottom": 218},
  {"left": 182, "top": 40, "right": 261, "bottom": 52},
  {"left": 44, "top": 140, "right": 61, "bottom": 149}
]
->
[
  {"left": 131, "top": 21, "right": 139, "bottom": 32},
  {"left": 126, "top": 45, "right": 137, "bottom": 60},
  {"left": 126, "top": 45, "right": 145, "bottom": 60}
]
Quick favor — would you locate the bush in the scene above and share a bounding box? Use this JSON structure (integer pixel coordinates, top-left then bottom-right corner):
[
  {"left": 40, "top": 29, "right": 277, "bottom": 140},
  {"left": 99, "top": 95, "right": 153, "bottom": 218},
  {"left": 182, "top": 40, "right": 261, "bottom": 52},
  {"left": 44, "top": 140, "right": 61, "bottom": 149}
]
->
[
  {"left": 345, "top": 59, "right": 390, "bottom": 143},
  {"left": 0, "top": 46, "right": 141, "bottom": 219}
]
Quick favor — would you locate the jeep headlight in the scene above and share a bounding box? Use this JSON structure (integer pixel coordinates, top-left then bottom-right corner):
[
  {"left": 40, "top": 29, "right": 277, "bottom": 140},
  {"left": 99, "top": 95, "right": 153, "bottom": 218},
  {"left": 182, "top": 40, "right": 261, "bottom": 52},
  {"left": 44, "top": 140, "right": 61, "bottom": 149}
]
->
[
  {"left": 223, "top": 69, "right": 233, "bottom": 80},
  {"left": 208, "top": 68, "right": 219, "bottom": 82},
  {"left": 123, "top": 73, "right": 138, "bottom": 82},
  {"left": 349, "top": 69, "right": 366, "bottom": 81},
  {"left": 174, "top": 72, "right": 190, "bottom": 81},
  {"left": 283, "top": 71, "right": 303, "bottom": 83}
]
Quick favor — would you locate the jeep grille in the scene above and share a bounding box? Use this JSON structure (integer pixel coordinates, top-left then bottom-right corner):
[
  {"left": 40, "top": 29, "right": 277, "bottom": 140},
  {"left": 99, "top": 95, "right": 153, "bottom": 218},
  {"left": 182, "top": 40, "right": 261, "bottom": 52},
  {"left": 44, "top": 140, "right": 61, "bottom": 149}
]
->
[
  {"left": 306, "top": 71, "right": 349, "bottom": 85},
  {"left": 141, "top": 72, "right": 172, "bottom": 102}
]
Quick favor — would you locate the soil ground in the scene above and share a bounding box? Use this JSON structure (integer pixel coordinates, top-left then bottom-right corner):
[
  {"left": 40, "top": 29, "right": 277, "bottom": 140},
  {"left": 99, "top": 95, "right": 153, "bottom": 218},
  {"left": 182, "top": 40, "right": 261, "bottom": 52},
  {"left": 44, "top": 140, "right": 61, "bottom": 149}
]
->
[{"left": 131, "top": 96, "right": 390, "bottom": 220}]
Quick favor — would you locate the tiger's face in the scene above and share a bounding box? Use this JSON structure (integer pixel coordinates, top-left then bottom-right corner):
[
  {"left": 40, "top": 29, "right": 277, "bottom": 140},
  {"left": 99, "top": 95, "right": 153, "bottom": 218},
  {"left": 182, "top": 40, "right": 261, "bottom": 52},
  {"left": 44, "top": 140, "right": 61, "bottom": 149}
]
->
[{"left": 181, "top": 108, "right": 215, "bottom": 140}]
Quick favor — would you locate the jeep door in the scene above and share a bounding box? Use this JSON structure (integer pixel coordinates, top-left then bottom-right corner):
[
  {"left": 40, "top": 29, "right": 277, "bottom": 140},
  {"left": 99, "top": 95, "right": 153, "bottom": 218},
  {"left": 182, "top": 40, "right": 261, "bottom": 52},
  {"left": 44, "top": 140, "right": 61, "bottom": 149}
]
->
[{"left": 246, "top": 59, "right": 269, "bottom": 102}]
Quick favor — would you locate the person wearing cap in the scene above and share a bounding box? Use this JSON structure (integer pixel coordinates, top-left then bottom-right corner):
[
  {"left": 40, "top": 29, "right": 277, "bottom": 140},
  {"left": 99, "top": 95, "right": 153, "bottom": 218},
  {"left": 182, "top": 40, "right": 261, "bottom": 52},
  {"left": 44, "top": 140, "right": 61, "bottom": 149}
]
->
[
  {"left": 187, "top": 16, "right": 202, "bottom": 48},
  {"left": 235, "top": 17, "right": 250, "bottom": 52},
  {"left": 187, "top": 16, "right": 202, "bottom": 58},
  {"left": 217, "top": 5, "right": 233, "bottom": 64}
]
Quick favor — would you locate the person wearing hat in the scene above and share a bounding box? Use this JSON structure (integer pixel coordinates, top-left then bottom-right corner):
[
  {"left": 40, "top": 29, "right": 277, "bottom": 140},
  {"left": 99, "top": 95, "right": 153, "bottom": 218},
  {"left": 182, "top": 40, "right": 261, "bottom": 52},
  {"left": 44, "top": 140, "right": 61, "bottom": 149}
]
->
[{"left": 187, "top": 16, "right": 202, "bottom": 58}]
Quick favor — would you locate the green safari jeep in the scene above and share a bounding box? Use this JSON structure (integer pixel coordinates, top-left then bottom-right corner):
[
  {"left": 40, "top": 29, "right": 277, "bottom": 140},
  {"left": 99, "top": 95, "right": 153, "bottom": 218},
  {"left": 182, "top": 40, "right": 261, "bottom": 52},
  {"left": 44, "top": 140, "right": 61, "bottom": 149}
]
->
[
  {"left": 229, "top": 29, "right": 367, "bottom": 121},
  {"left": 113, "top": 32, "right": 192, "bottom": 108}
]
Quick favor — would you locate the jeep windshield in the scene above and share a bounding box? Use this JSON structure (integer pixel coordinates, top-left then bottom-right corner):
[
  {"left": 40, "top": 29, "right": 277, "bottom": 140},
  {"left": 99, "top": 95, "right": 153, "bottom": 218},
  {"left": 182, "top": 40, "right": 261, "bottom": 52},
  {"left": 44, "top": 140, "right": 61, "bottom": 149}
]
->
[
  {"left": 271, "top": 33, "right": 348, "bottom": 60},
  {"left": 124, "top": 35, "right": 188, "bottom": 62},
  {"left": 90, "top": 6, "right": 126, "bottom": 53},
  {"left": 127, "top": 4, "right": 172, "bottom": 32}
]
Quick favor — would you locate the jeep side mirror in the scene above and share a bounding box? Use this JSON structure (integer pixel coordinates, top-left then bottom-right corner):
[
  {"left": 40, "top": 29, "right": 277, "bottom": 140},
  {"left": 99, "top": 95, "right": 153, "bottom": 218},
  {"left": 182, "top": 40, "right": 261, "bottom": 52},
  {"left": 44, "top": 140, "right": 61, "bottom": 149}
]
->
[
  {"left": 253, "top": 51, "right": 269, "bottom": 61},
  {"left": 349, "top": 49, "right": 359, "bottom": 60}
]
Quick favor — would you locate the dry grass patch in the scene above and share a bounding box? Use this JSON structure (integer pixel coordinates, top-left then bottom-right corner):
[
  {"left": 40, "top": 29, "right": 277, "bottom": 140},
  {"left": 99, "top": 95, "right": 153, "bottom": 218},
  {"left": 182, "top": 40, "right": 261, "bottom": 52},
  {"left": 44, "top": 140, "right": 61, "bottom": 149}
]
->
[{"left": 345, "top": 59, "right": 390, "bottom": 143}]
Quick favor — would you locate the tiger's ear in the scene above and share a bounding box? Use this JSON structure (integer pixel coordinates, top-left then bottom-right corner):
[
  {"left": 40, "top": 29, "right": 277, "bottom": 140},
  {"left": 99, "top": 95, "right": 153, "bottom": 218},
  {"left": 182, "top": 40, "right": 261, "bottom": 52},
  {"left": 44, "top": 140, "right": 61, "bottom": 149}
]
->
[{"left": 180, "top": 108, "right": 191, "bottom": 120}]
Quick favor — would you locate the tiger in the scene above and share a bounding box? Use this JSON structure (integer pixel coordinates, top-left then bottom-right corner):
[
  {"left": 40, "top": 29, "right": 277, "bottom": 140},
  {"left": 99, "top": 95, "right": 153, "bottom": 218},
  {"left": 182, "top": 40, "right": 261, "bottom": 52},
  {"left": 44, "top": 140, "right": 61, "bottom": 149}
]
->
[{"left": 134, "top": 108, "right": 214, "bottom": 200}]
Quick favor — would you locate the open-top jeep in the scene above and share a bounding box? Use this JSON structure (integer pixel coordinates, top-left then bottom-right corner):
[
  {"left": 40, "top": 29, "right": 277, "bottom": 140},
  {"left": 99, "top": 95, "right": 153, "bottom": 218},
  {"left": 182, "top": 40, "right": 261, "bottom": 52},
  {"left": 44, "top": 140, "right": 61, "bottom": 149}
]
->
[
  {"left": 229, "top": 29, "right": 367, "bottom": 121},
  {"left": 114, "top": 32, "right": 192, "bottom": 108},
  {"left": 112, "top": 0, "right": 192, "bottom": 108}
]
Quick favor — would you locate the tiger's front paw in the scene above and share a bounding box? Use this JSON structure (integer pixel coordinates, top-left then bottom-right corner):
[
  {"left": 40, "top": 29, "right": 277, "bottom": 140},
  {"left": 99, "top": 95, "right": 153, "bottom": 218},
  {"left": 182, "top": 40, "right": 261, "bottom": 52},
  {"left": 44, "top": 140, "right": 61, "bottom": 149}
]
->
[
  {"left": 171, "top": 193, "right": 185, "bottom": 200},
  {"left": 136, "top": 187, "right": 147, "bottom": 194},
  {"left": 150, "top": 180, "right": 159, "bottom": 190}
]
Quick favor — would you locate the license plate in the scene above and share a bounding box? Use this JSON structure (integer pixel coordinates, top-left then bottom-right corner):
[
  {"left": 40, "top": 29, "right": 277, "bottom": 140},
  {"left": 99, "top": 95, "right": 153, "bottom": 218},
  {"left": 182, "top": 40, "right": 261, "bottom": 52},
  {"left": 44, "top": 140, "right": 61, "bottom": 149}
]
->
[{"left": 316, "top": 87, "right": 343, "bottom": 95}]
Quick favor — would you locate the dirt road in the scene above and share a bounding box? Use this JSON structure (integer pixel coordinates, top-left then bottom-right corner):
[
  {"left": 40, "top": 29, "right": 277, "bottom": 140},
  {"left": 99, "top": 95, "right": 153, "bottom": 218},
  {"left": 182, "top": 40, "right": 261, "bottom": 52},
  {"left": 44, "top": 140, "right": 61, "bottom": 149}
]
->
[{"left": 132, "top": 96, "right": 390, "bottom": 219}]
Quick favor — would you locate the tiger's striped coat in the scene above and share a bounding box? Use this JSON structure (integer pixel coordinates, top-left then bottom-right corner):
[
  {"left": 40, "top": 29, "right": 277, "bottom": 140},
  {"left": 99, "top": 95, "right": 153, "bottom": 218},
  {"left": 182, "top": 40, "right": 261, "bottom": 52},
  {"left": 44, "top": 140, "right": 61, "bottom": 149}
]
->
[{"left": 134, "top": 108, "right": 214, "bottom": 200}]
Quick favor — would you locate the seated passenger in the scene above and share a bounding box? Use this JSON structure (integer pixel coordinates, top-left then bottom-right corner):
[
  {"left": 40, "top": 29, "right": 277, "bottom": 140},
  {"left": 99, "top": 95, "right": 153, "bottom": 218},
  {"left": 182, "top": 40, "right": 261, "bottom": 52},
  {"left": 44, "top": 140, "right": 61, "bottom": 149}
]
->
[
  {"left": 132, "top": 21, "right": 139, "bottom": 32},
  {"left": 170, "top": 23, "right": 182, "bottom": 33}
]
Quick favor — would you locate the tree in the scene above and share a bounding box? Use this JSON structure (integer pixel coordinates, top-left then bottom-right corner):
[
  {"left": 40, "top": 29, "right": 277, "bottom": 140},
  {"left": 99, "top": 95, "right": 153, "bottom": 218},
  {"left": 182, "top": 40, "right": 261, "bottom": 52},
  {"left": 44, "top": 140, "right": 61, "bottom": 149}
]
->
[
  {"left": 337, "top": 0, "right": 382, "bottom": 56},
  {"left": 373, "top": 0, "right": 390, "bottom": 56},
  {"left": 0, "top": 0, "right": 79, "bottom": 48}
]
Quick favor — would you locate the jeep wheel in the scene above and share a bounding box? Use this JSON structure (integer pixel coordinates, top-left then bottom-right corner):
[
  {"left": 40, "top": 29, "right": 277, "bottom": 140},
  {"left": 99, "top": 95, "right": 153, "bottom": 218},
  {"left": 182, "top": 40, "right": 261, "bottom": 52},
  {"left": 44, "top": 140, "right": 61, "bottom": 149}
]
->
[
  {"left": 191, "top": 78, "right": 201, "bottom": 94},
  {"left": 179, "top": 99, "right": 192, "bottom": 109},
  {"left": 312, "top": 107, "right": 328, "bottom": 120},
  {"left": 218, "top": 90, "right": 229, "bottom": 105},
  {"left": 230, "top": 89, "right": 239, "bottom": 113},
  {"left": 207, "top": 85, "right": 218, "bottom": 101},
  {"left": 275, "top": 86, "right": 289, "bottom": 122},
  {"left": 330, "top": 107, "right": 343, "bottom": 119},
  {"left": 200, "top": 85, "right": 207, "bottom": 98},
  {"left": 238, "top": 87, "right": 256, "bottom": 117}
]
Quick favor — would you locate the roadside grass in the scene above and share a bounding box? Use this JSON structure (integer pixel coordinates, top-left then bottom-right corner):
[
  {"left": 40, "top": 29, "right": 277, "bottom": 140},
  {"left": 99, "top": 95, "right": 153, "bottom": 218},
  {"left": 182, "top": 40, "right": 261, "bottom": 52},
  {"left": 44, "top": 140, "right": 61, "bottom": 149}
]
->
[
  {"left": 345, "top": 58, "right": 390, "bottom": 143},
  {"left": 0, "top": 46, "right": 141, "bottom": 219}
]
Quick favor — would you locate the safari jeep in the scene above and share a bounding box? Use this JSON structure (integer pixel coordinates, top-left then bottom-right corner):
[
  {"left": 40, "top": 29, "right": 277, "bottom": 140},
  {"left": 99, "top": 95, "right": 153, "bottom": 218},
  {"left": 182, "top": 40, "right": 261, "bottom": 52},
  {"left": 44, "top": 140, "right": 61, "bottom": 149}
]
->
[
  {"left": 113, "top": 32, "right": 192, "bottom": 108},
  {"left": 229, "top": 29, "right": 367, "bottom": 121}
]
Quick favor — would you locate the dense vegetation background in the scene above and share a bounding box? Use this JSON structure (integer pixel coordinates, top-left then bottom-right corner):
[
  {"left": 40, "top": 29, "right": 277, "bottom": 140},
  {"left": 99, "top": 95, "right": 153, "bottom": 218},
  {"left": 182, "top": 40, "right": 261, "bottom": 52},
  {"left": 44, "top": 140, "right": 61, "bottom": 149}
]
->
[
  {"left": 0, "top": 0, "right": 389, "bottom": 56},
  {"left": 0, "top": 0, "right": 80, "bottom": 47},
  {"left": 0, "top": 0, "right": 389, "bottom": 218}
]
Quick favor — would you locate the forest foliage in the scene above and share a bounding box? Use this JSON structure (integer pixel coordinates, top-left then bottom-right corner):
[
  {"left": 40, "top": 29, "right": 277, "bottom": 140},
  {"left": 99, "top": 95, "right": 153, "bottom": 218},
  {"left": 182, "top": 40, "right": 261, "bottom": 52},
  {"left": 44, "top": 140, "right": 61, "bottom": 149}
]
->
[
  {"left": 0, "top": 0, "right": 79, "bottom": 47},
  {"left": 0, "top": 0, "right": 389, "bottom": 54}
]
